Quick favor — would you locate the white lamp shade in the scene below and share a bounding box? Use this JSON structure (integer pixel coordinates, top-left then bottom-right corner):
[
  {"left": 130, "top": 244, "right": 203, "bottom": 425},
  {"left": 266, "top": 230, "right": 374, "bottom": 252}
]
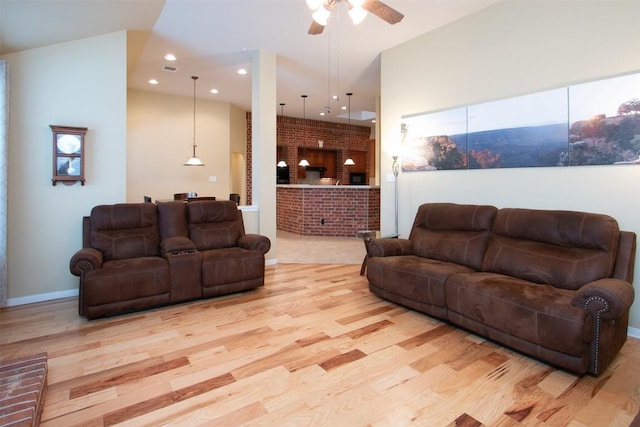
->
[
  {"left": 344, "top": 158, "right": 355, "bottom": 166},
  {"left": 277, "top": 160, "right": 288, "bottom": 167},
  {"left": 298, "top": 159, "right": 310, "bottom": 167},
  {"left": 184, "top": 156, "right": 205, "bottom": 166}
]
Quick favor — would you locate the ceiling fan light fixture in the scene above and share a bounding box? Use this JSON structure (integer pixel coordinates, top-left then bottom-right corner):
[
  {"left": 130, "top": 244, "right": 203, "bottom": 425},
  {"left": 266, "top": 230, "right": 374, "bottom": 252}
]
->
[
  {"left": 348, "top": 5, "right": 367, "bottom": 25},
  {"left": 348, "top": 0, "right": 366, "bottom": 7},
  {"left": 312, "top": 6, "right": 331, "bottom": 25}
]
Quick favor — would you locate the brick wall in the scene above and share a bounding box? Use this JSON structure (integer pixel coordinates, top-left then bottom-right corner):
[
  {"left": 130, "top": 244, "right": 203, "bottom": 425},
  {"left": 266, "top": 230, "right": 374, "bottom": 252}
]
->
[
  {"left": 277, "top": 186, "right": 380, "bottom": 237},
  {"left": 246, "top": 113, "right": 373, "bottom": 205}
]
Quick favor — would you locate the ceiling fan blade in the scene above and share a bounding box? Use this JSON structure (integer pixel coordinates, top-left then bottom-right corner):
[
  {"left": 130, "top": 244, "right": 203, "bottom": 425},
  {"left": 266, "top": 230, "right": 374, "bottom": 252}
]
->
[
  {"left": 362, "top": 0, "right": 404, "bottom": 25},
  {"left": 308, "top": 20, "right": 326, "bottom": 35}
]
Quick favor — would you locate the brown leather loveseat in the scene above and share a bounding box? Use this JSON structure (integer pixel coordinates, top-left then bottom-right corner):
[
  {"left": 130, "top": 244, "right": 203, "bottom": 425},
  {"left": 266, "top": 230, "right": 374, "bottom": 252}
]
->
[
  {"left": 366, "top": 203, "right": 636, "bottom": 376},
  {"left": 70, "top": 200, "right": 271, "bottom": 319}
]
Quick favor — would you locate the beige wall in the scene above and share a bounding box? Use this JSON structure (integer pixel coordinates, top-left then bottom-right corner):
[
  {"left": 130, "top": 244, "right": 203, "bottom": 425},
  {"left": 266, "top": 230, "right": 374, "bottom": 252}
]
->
[
  {"left": 4, "top": 32, "right": 128, "bottom": 301},
  {"left": 380, "top": 0, "right": 640, "bottom": 329},
  {"left": 127, "top": 89, "right": 232, "bottom": 202}
]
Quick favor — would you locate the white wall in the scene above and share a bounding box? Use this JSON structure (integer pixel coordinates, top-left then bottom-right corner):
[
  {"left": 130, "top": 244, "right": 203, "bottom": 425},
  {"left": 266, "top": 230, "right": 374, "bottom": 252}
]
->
[
  {"left": 380, "top": 0, "right": 640, "bottom": 328},
  {"left": 4, "top": 32, "right": 128, "bottom": 302}
]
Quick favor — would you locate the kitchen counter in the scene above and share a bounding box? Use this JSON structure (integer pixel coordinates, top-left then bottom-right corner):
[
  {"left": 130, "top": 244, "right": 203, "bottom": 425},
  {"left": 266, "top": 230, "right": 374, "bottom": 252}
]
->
[{"left": 276, "top": 185, "right": 380, "bottom": 237}]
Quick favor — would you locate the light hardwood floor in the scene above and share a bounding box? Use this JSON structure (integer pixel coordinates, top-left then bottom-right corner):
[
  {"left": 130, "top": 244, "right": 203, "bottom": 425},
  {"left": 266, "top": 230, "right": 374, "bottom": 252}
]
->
[{"left": 1, "top": 263, "right": 639, "bottom": 426}]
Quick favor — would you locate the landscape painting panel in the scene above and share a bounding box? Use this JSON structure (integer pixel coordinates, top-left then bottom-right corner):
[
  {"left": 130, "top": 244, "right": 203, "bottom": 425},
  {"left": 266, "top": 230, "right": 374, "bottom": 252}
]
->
[
  {"left": 401, "top": 107, "right": 467, "bottom": 171},
  {"left": 568, "top": 73, "right": 640, "bottom": 166},
  {"left": 467, "top": 88, "right": 569, "bottom": 169}
]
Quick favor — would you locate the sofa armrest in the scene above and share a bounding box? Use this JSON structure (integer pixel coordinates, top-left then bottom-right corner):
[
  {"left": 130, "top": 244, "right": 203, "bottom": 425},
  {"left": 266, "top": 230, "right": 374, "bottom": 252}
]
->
[
  {"left": 70, "top": 248, "right": 103, "bottom": 276},
  {"left": 161, "top": 236, "right": 197, "bottom": 256},
  {"left": 368, "top": 238, "right": 414, "bottom": 257},
  {"left": 572, "top": 278, "right": 635, "bottom": 321},
  {"left": 238, "top": 234, "right": 271, "bottom": 255}
]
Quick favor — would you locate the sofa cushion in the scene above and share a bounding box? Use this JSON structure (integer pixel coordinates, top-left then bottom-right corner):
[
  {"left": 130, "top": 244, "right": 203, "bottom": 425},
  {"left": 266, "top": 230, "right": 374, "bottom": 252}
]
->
[
  {"left": 200, "top": 247, "right": 265, "bottom": 288},
  {"left": 446, "top": 272, "right": 592, "bottom": 357},
  {"left": 367, "top": 255, "right": 476, "bottom": 314},
  {"left": 187, "top": 201, "right": 244, "bottom": 250},
  {"left": 90, "top": 203, "right": 160, "bottom": 261},
  {"left": 84, "top": 257, "right": 171, "bottom": 306},
  {"left": 482, "top": 208, "right": 620, "bottom": 290},
  {"left": 409, "top": 203, "right": 498, "bottom": 270}
]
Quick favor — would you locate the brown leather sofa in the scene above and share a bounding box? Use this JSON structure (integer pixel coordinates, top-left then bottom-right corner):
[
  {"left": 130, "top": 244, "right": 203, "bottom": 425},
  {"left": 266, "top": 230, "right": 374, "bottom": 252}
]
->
[
  {"left": 366, "top": 203, "right": 636, "bottom": 376},
  {"left": 70, "top": 200, "right": 271, "bottom": 319}
]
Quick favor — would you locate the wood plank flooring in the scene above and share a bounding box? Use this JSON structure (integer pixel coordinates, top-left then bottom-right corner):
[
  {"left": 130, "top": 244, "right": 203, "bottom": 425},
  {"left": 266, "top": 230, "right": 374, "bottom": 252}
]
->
[{"left": 1, "top": 263, "right": 639, "bottom": 426}]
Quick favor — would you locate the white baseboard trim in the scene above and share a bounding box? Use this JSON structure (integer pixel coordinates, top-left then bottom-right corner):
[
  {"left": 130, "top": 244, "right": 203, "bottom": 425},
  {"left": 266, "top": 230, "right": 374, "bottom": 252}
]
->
[
  {"left": 628, "top": 326, "right": 640, "bottom": 339},
  {"left": 6, "top": 289, "right": 78, "bottom": 307}
]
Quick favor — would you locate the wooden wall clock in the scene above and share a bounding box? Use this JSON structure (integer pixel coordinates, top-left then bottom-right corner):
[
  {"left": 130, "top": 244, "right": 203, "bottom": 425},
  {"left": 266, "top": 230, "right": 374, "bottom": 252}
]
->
[{"left": 51, "top": 125, "right": 87, "bottom": 186}]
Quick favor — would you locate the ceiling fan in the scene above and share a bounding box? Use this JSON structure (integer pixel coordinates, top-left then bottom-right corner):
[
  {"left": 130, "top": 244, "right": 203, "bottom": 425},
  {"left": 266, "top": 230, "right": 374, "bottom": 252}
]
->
[{"left": 306, "top": 0, "right": 404, "bottom": 35}]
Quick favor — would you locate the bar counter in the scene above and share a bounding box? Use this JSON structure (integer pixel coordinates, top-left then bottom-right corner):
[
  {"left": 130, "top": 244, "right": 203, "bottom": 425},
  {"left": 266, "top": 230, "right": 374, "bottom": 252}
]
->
[{"left": 276, "top": 184, "right": 380, "bottom": 237}]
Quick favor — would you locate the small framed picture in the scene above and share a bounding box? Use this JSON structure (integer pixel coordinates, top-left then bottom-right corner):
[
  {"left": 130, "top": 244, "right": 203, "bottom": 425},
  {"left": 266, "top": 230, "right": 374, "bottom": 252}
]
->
[{"left": 51, "top": 125, "right": 87, "bottom": 186}]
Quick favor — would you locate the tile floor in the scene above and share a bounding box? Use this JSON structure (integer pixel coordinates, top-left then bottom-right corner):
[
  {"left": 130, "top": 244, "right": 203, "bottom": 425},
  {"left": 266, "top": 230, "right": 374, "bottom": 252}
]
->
[{"left": 276, "top": 230, "right": 367, "bottom": 265}]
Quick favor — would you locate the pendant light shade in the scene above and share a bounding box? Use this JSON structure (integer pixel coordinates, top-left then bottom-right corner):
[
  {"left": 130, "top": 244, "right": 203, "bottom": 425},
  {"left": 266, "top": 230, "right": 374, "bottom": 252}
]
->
[
  {"left": 298, "top": 95, "right": 310, "bottom": 167},
  {"left": 344, "top": 92, "right": 355, "bottom": 166},
  {"left": 184, "top": 75, "right": 205, "bottom": 166}
]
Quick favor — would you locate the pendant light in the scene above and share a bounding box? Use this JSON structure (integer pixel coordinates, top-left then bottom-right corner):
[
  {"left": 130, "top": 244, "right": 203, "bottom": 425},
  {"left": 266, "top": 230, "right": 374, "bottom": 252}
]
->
[
  {"left": 277, "top": 103, "right": 288, "bottom": 167},
  {"left": 344, "top": 92, "right": 355, "bottom": 166},
  {"left": 184, "top": 75, "right": 205, "bottom": 166},
  {"left": 298, "top": 95, "right": 310, "bottom": 167}
]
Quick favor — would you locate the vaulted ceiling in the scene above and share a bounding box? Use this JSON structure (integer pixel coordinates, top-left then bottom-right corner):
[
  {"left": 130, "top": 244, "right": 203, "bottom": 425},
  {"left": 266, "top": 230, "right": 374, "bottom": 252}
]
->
[{"left": 0, "top": 0, "right": 500, "bottom": 125}]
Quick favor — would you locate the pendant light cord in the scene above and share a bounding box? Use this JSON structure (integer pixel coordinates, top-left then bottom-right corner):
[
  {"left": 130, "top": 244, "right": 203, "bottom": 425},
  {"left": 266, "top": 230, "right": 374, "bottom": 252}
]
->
[{"left": 192, "top": 75, "right": 198, "bottom": 157}]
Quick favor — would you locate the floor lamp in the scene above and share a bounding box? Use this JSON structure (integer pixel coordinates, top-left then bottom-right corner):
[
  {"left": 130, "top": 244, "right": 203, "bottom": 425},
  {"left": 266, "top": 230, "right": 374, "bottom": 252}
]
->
[{"left": 392, "top": 155, "right": 399, "bottom": 237}]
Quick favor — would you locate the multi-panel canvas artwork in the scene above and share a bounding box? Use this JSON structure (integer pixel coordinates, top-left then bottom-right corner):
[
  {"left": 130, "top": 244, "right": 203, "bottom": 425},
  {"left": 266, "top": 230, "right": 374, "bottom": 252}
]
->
[{"left": 401, "top": 73, "right": 640, "bottom": 171}]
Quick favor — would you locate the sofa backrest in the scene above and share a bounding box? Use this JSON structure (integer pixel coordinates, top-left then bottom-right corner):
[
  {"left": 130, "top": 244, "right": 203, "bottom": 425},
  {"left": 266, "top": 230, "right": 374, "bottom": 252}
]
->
[
  {"left": 482, "top": 208, "right": 620, "bottom": 290},
  {"left": 90, "top": 203, "right": 160, "bottom": 261},
  {"left": 187, "top": 200, "right": 245, "bottom": 250},
  {"left": 409, "top": 203, "right": 498, "bottom": 270},
  {"left": 157, "top": 201, "right": 189, "bottom": 240}
]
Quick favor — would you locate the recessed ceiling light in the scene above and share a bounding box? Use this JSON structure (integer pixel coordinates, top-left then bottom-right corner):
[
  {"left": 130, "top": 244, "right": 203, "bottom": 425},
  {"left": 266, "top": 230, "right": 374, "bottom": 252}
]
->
[
  {"left": 148, "top": 79, "right": 159, "bottom": 85},
  {"left": 341, "top": 106, "right": 347, "bottom": 110},
  {"left": 237, "top": 68, "right": 248, "bottom": 75},
  {"left": 320, "top": 112, "right": 326, "bottom": 116},
  {"left": 164, "top": 54, "right": 177, "bottom": 61},
  {"left": 332, "top": 95, "right": 339, "bottom": 100},
  {"left": 210, "top": 89, "right": 219, "bottom": 94}
]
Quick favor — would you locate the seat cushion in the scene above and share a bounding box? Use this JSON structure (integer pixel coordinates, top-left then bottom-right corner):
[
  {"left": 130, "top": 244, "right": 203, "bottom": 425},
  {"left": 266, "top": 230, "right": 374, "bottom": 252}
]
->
[
  {"left": 367, "top": 255, "right": 475, "bottom": 313},
  {"left": 200, "top": 247, "right": 265, "bottom": 288},
  {"left": 84, "top": 257, "right": 170, "bottom": 306},
  {"left": 446, "top": 272, "right": 592, "bottom": 357}
]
